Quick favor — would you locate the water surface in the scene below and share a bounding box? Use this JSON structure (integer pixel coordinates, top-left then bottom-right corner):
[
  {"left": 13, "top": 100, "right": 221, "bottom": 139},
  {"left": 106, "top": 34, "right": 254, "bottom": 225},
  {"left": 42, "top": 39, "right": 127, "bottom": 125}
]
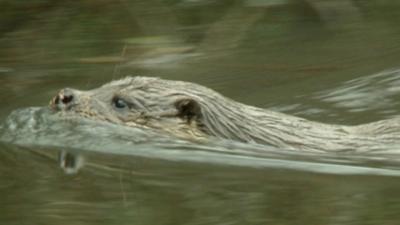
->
[{"left": 2, "top": 1, "right": 400, "bottom": 224}]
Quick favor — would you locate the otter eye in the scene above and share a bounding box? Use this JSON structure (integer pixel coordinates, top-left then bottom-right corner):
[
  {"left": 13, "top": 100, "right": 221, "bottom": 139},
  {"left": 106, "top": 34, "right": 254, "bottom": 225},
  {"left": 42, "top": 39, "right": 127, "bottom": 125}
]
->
[{"left": 113, "top": 97, "right": 128, "bottom": 109}]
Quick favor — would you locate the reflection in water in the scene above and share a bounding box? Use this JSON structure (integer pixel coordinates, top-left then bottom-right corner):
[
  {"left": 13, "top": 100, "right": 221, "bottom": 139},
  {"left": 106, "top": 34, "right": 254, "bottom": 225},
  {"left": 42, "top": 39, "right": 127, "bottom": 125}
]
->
[
  {"left": 58, "top": 150, "right": 85, "bottom": 175},
  {"left": 271, "top": 69, "right": 400, "bottom": 124},
  {"left": 317, "top": 69, "right": 400, "bottom": 114},
  {"left": 2, "top": 142, "right": 400, "bottom": 224},
  {"left": 1, "top": 107, "right": 400, "bottom": 224},
  {"left": 2, "top": 0, "right": 400, "bottom": 224}
]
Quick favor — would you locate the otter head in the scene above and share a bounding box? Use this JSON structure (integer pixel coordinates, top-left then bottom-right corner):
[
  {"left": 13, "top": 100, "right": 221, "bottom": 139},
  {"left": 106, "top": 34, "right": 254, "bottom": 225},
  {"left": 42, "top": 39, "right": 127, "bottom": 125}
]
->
[{"left": 50, "top": 77, "right": 216, "bottom": 140}]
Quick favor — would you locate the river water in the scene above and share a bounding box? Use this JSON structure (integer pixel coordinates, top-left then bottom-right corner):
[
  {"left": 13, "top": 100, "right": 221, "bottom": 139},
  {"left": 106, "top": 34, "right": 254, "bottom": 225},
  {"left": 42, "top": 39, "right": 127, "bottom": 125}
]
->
[{"left": 2, "top": 1, "right": 400, "bottom": 224}]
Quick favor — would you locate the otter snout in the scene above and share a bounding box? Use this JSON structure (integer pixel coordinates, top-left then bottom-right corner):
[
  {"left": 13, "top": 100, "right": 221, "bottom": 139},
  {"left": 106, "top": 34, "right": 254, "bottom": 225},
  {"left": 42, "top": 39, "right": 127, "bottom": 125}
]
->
[{"left": 50, "top": 88, "right": 78, "bottom": 111}]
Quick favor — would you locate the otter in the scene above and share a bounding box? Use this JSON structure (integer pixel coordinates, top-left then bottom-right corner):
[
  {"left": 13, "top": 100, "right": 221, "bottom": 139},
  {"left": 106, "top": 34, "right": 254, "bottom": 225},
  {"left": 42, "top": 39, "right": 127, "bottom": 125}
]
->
[{"left": 50, "top": 76, "right": 400, "bottom": 152}]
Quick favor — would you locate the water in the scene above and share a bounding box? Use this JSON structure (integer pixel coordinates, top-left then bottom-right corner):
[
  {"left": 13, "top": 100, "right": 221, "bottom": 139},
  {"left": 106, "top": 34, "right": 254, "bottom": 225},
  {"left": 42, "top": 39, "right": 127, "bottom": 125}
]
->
[{"left": 2, "top": 1, "right": 400, "bottom": 224}]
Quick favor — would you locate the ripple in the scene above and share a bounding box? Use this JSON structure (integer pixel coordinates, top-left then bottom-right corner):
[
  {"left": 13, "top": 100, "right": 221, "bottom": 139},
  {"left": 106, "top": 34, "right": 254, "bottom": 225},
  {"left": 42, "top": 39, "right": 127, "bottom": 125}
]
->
[{"left": 2, "top": 107, "right": 400, "bottom": 176}]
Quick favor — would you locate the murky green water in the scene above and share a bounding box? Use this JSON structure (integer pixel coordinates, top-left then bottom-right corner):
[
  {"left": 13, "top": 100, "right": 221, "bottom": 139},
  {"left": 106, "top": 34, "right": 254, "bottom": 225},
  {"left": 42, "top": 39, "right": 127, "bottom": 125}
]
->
[{"left": 2, "top": 1, "right": 400, "bottom": 224}]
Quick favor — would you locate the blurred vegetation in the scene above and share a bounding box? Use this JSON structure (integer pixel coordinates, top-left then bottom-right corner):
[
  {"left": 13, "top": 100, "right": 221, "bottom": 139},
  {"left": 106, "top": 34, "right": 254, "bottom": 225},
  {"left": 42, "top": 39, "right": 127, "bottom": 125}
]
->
[
  {"left": 2, "top": 0, "right": 400, "bottom": 67},
  {"left": 2, "top": 0, "right": 400, "bottom": 119}
]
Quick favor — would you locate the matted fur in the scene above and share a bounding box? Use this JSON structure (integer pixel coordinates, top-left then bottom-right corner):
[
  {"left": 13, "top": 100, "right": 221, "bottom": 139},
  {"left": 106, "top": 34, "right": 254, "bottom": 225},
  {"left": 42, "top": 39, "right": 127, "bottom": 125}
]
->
[{"left": 50, "top": 76, "right": 400, "bottom": 152}]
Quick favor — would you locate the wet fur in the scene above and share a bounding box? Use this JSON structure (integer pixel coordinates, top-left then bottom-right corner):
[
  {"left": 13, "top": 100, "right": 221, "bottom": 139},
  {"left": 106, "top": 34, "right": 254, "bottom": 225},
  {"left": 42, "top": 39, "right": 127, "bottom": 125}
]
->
[{"left": 51, "top": 77, "right": 400, "bottom": 152}]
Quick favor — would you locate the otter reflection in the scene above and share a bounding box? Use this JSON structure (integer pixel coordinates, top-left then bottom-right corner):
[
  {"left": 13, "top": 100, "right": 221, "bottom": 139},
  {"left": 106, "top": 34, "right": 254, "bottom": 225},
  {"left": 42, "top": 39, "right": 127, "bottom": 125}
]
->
[{"left": 50, "top": 77, "right": 400, "bottom": 152}]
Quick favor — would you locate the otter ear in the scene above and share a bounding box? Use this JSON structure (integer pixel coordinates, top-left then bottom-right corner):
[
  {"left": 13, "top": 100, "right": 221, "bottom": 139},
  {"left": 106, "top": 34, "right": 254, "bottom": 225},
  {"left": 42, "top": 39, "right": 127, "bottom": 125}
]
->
[{"left": 174, "top": 98, "right": 201, "bottom": 122}]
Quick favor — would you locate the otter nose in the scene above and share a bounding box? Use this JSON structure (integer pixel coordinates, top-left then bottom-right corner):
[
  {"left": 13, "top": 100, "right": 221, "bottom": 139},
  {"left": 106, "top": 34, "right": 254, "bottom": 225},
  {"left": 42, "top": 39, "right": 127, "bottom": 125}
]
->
[{"left": 51, "top": 88, "right": 77, "bottom": 110}]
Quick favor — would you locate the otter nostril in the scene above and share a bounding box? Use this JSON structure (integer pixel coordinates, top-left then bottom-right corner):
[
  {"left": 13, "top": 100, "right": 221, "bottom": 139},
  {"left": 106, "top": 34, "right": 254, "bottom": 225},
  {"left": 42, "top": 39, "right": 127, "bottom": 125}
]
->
[
  {"left": 61, "top": 94, "right": 73, "bottom": 104},
  {"left": 51, "top": 88, "right": 77, "bottom": 110}
]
